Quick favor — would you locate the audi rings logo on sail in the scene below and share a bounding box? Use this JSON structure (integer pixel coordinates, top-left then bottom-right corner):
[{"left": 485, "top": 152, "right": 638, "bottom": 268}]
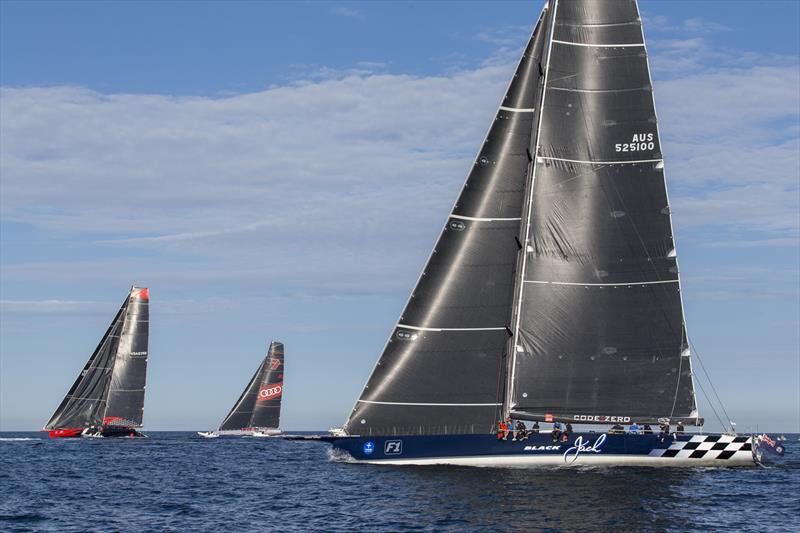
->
[{"left": 257, "top": 383, "right": 283, "bottom": 401}]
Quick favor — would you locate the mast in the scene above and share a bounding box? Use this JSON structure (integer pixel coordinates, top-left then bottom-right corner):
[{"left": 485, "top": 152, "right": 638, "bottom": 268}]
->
[
  {"left": 505, "top": 0, "right": 558, "bottom": 420},
  {"left": 44, "top": 289, "right": 130, "bottom": 430},
  {"left": 507, "top": 0, "right": 700, "bottom": 426},
  {"left": 103, "top": 286, "right": 149, "bottom": 427},
  {"left": 344, "top": 7, "right": 549, "bottom": 437}
]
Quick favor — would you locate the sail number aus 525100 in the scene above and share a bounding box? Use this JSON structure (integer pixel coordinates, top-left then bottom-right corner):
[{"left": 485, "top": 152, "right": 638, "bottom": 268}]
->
[{"left": 615, "top": 133, "right": 654, "bottom": 152}]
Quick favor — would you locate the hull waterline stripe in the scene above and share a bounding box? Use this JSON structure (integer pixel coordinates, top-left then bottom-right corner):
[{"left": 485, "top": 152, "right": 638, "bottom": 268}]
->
[
  {"left": 397, "top": 324, "right": 507, "bottom": 332},
  {"left": 538, "top": 155, "right": 663, "bottom": 165},
  {"left": 449, "top": 214, "right": 522, "bottom": 222},
  {"left": 552, "top": 39, "right": 645, "bottom": 48},
  {"left": 359, "top": 453, "right": 756, "bottom": 467},
  {"left": 524, "top": 279, "right": 679, "bottom": 287},
  {"left": 499, "top": 105, "right": 536, "bottom": 113},
  {"left": 357, "top": 400, "right": 501, "bottom": 406}
]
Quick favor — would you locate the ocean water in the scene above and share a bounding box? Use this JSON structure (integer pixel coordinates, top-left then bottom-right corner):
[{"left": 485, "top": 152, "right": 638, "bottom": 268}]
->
[{"left": 1, "top": 432, "right": 798, "bottom": 533}]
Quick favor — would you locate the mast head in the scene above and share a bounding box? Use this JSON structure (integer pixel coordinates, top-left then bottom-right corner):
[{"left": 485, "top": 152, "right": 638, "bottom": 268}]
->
[{"left": 131, "top": 287, "right": 149, "bottom": 300}]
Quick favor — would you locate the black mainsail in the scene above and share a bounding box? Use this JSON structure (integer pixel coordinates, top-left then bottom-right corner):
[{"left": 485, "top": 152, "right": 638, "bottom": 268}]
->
[
  {"left": 345, "top": 0, "right": 700, "bottom": 438},
  {"left": 508, "top": 0, "right": 699, "bottom": 426},
  {"left": 44, "top": 286, "right": 150, "bottom": 432},
  {"left": 218, "top": 341, "right": 284, "bottom": 432}
]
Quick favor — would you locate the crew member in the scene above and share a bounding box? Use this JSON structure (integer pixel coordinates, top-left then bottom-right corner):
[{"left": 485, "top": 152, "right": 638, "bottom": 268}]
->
[
  {"left": 513, "top": 420, "right": 527, "bottom": 441},
  {"left": 551, "top": 422, "right": 562, "bottom": 443},
  {"left": 497, "top": 420, "right": 508, "bottom": 441}
]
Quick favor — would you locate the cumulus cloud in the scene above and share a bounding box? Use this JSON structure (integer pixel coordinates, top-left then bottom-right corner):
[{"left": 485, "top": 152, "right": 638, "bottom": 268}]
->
[
  {"left": 655, "top": 64, "right": 799, "bottom": 244},
  {"left": 0, "top": 20, "right": 796, "bottom": 299},
  {"left": 643, "top": 15, "right": 731, "bottom": 36},
  {"left": 0, "top": 66, "right": 512, "bottom": 296}
]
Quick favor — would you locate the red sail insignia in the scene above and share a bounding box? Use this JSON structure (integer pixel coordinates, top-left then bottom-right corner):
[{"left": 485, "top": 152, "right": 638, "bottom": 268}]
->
[{"left": 257, "top": 383, "right": 283, "bottom": 401}]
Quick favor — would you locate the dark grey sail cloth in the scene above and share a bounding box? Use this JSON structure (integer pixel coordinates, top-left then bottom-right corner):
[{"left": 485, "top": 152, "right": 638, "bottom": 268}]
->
[
  {"left": 509, "top": 0, "right": 700, "bottom": 426},
  {"left": 219, "top": 341, "right": 284, "bottom": 431},
  {"left": 250, "top": 341, "right": 284, "bottom": 429},
  {"left": 344, "top": 10, "right": 548, "bottom": 437},
  {"left": 44, "top": 293, "right": 129, "bottom": 430},
  {"left": 104, "top": 287, "right": 149, "bottom": 427}
]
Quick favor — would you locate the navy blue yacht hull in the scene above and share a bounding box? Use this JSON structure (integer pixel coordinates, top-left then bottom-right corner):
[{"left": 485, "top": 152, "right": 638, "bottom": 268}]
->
[{"left": 316, "top": 432, "right": 758, "bottom": 467}]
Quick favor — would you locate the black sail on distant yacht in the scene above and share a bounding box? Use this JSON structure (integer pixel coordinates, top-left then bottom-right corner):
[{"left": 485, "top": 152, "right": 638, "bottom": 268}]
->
[
  {"left": 198, "top": 341, "right": 284, "bottom": 438},
  {"left": 45, "top": 286, "right": 150, "bottom": 438},
  {"left": 304, "top": 0, "right": 777, "bottom": 466}
]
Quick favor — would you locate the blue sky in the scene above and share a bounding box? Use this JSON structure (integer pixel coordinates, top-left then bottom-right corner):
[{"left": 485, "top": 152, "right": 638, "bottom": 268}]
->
[{"left": 1, "top": 1, "right": 798, "bottom": 432}]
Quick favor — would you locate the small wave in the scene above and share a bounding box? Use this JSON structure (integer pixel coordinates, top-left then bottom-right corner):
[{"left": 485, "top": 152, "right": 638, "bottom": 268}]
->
[
  {"left": 327, "top": 447, "right": 355, "bottom": 463},
  {"left": 0, "top": 437, "right": 39, "bottom": 442},
  {"left": 0, "top": 512, "right": 47, "bottom": 522}
]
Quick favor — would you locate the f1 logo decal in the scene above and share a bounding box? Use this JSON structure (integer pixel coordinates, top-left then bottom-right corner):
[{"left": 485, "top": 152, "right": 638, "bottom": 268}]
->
[{"left": 384, "top": 440, "right": 403, "bottom": 455}]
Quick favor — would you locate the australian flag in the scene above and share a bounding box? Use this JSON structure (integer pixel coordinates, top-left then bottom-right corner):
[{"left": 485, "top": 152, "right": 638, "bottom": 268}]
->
[{"left": 758, "top": 434, "right": 785, "bottom": 456}]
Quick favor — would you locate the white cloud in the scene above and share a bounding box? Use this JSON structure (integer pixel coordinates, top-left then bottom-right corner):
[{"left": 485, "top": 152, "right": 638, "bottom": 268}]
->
[
  {"left": 476, "top": 26, "right": 531, "bottom": 47},
  {"left": 329, "top": 6, "right": 362, "bottom": 19},
  {"left": 643, "top": 15, "right": 731, "bottom": 35},
  {"left": 654, "top": 63, "right": 799, "bottom": 241},
  {"left": 0, "top": 66, "right": 511, "bottom": 295},
  {"left": 0, "top": 22, "right": 797, "bottom": 299},
  {"left": 703, "top": 238, "right": 800, "bottom": 248},
  {"left": 0, "top": 299, "right": 104, "bottom": 313}
]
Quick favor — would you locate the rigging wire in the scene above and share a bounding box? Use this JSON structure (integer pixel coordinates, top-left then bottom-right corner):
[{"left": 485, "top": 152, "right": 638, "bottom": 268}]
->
[
  {"left": 693, "top": 369, "right": 729, "bottom": 433},
  {"left": 688, "top": 337, "right": 735, "bottom": 432}
]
